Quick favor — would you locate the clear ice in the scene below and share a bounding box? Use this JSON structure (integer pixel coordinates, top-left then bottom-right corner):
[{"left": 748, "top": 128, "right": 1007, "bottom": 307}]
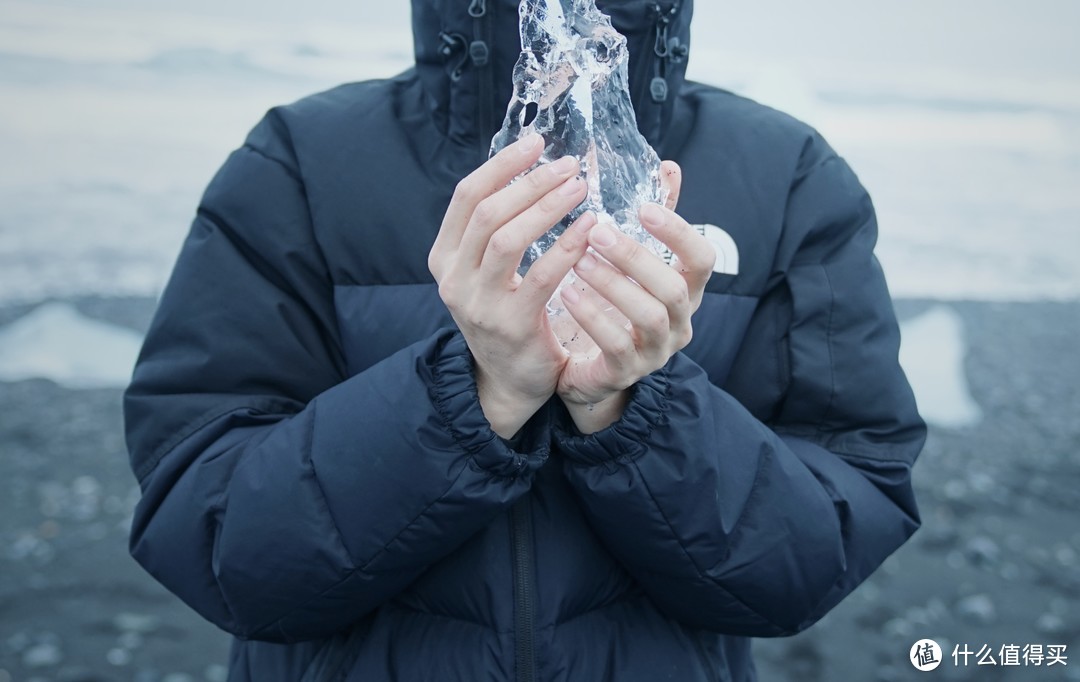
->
[{"left": 490, "top": 0, "right": 668, "bottom": 345}]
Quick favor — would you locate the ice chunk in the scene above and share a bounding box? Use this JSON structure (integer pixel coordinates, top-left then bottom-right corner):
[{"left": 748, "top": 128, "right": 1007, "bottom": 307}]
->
[
  {"left": 0, "top": 302, "right": 144, "bottom": 389},
  {"left": 898, "top": 305, "right": 983, "bottom": 429},
  {"left": 491, "top": 0, "right": 667, "bottom": 344}
]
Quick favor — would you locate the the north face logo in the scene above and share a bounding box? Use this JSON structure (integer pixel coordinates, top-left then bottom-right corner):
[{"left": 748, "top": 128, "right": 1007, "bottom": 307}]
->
[
  {"left": 662, "top": 223, "right": 739, "bottom": 275},
  {"left": 696, "top": 223, "right": 739, "bottom": 275}
]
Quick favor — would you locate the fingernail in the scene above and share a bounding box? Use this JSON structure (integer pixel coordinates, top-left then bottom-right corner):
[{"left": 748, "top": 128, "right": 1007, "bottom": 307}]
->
[
  {"left": 550, "top": 155, "right": 577, "bottom": 177},
  {"left": 576, "top": 253, "right": 597, "bottom": 271},
  {"left": 519, "top": 133, "right": 542, "bottom": 153},
  {"left": 558, "top": 177, "right": 583, "bottom": 195},
  {"left": 561, "top": 286, "right": 580, "bottom": 304},
  {"left": 590, "top": 224, "right": 617, "bottom": 248},
  {"left": 640, "top": 203, "right": 664, "bottom": 228}
]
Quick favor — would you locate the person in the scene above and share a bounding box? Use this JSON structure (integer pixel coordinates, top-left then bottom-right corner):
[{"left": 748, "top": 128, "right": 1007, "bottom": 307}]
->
[{"left": 123, "top": 1, "right": 925, "bottom": 680}]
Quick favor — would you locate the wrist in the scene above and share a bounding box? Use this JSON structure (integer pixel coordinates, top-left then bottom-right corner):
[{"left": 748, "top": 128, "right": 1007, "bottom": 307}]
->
[
  {"left": 562, "top": 389, "right": 630, "bottom": 434},
  {"left": 476, "top": 369, "right": 552, "bottom": 439}
]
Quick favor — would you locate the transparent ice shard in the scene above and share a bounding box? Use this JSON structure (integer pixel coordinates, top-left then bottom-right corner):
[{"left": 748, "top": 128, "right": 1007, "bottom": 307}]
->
[{"left": 491, "top": 0, "right": 667, "bottom": 349}]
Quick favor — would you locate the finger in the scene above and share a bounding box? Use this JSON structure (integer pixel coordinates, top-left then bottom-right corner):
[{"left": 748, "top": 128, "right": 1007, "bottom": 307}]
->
[
  {"left": 518, "top": 211, "right": 597, "bottom": 303},
  {"left": 560, "top": 282, "right": 637, "bottom": 372},
  {"left": 430, "top": 133, "right": 545, "bottom": 264},
  {"left": 572, "top": 251, "right": 672, "bottom": 345},
  {"left": 659, "top": 160, "right": 682, "bottom": 211},
  {"left": 476, "top": 174, "right": 588, "bottom": 285},
  {"left": 639, "top": 203, "right": 715, "bottom": 306},
  {"left": 586, "top": 223, "right": 691, "bottom": 322},
  {"left": 455, "top": 154, "right": 581, "bottom": 268}
]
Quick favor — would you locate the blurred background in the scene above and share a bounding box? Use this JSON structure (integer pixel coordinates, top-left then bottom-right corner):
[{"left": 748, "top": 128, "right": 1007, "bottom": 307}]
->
[{"left": 0, "top": 1, "right": 1078, "bottom": 680}]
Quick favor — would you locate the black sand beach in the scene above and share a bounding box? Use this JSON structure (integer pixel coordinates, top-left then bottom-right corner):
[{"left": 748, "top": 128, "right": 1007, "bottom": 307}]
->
[{"left": 1, "top": 297, "right": 1077, "bottom": 681}]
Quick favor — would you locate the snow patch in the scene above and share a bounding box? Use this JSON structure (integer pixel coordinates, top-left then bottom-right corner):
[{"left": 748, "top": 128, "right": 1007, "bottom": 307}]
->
[
  {"left": 0, "top": 302, "right": 143, "bottom": 389},
  {"left": 899, "top": 305, "right": 983, "bottom": 429}
]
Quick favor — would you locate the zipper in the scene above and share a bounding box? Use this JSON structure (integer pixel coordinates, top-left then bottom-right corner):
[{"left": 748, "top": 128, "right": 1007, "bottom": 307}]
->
[
  {"left": 470, "top": 0, "right": 495, "bottom": 159},
  {"left": 636, "top": 2, "right": 686, "bottom": 142},
  {"left": 510, "top": 497, "right": 536, "bottom": 682}
]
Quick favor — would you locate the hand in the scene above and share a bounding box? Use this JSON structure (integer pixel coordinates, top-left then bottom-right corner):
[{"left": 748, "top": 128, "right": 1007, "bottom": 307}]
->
[
  {"left": 428, "top": 133, "right": 596, "bottom": 438},
  {"left": 556, "top": 161, "right": 716, "bottom": 433}
]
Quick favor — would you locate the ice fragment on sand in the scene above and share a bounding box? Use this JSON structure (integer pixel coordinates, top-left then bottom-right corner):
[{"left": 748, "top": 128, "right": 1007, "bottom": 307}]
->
[{"left": 0, "top": 302, "right": 143, "bottom": 389}]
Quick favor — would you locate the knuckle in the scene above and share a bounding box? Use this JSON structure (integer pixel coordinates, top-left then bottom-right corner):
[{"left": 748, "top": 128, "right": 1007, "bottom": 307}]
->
[
  {"left": 453, "top": 177, "right": 477, "bottom": 205},
  {"left": 642, "top": 305, "right": 669, "bottom": 333},
  {"left": 464, "top": 311, "right": 487, "bottom": 328},
  {"left": 487, "top": 230, "right": 519, "bottom": 258},
  {"left": 471, "top": 198, "right": 497, "bottom": 228},
  {"left": 582, "top": 267, "right": 614, "bottom": 295},
  {"left": 671, "top": 297, "right": 692, "bottom": 322},
  {"left": 620, "top": 241, "right": 644, "bottom": 267},
  {"left": 665, "top": 278, "right": 690, "bottom": 307},
  {"left": 438, "top": 280, "right": 458, "bottom": 306},
  {"left": 602, "top": 268, "right": 626, "bottom": 293},
  {"left": 698, "top": 242, "right": 718, "bottom": 273},
  {"left": 524, "top": 167, "right": 548, "bottom": 191},
  {"left": 679, "top": 326, "right": 693, "bottom": 348},
  {"left": 609, "top": 335, "right": 636, "bottom": 359},
  {"left": 526, "top": 268, "right": 555, "bottom": 292},
  {"left": 687, "top": 236, "right": 717, "bottom": 272},
  {"left": 554, "top": 229, "right": 583, "bottom": 255},
  {"left": 539, "top": 188, "right": 572, "bottom": 214}
]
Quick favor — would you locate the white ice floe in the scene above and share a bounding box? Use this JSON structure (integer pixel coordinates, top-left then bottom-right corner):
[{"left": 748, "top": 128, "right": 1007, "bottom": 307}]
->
[
  {"left": 899, "top": 305, "right": 983, "bottom": 429},
  {"left": 0, "top": 298, "right": 993, "bottom": 426},
  {"left": 0, "top": 302, "right": 143, "bottom": 389}
]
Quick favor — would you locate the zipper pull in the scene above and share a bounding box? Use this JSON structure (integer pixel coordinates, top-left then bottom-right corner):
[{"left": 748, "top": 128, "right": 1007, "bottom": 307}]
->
[
  {"left": 468, "top": 0, "right": 486, "bottom": 18},
  {"left": 470, "top": 40, "right": 490, "bottom": 67},
  {"left": 650, "top": 76, "right": 669, "bottom": 103}
]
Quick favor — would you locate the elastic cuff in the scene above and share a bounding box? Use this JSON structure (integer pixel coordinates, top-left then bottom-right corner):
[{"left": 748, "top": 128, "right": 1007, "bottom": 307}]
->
[
  {"left": 428, "top": 331, "right": 549, "bottom": 477},
  {"left": 554, "top": 363, "right": 672, "bottom": 466}
]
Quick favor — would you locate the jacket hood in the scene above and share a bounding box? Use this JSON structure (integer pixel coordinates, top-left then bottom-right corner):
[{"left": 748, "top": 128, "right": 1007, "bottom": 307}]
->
[{"left": 411, "top": 0, "right": 693, "bottom": 155}]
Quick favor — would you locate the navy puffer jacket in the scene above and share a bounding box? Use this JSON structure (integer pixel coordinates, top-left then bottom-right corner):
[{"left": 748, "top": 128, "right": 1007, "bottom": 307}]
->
[{"left": 124, "top": 1, "right": 926, "bottom": 680}]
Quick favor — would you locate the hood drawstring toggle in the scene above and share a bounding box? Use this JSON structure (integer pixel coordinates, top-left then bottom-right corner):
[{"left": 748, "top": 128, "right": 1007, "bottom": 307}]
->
[
  {"left": 438, "top": 31, "right": 471, "bottom": 81},
  {"left": 437, "top": 1, "right": 490, "bottom": 84}
]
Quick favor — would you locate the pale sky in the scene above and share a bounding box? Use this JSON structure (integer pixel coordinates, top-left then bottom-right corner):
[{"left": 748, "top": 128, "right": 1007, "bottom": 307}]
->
[{"left": 25, "top": 0, "right": 1076, "bottom": 78}]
